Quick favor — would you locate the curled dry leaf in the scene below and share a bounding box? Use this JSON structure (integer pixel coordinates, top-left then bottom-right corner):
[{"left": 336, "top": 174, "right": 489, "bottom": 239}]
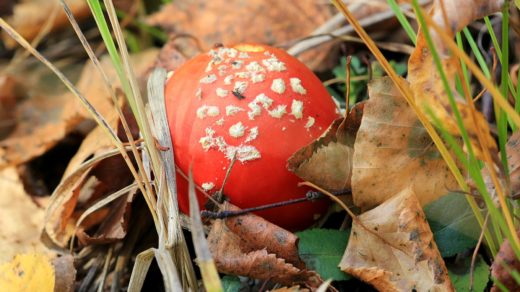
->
[
  {"left": 1, "top": 0, "right": 90, "bottom": 48},
  {"left": 352, "top": 77, "right": 457, "bottom": 209},
  {"left": 146, "top": 0, "right": 333, "bottom": 70},
  {"left": 0, "top": 167, "right": 54, "bottom": 263},
  {"left": 407, "top": 0, "right": 503, "bottom": 160},
  {"left": 491, "top": 228, "right": 520, "bottom": 291},
  {"left": 0, "top": 49, "right": 158, "bottom": 170},
  {"left": 43, "top": 107, "right": 138, "bottom": 247},
  {"left": 207, "top": 202, "right": 324, "bottom": 289},
  {"left": 339, "top": 187, "right": 453, "bottom": 291},
  {"left": 288, "top": 102, "right": 363, "bottom": 192}
]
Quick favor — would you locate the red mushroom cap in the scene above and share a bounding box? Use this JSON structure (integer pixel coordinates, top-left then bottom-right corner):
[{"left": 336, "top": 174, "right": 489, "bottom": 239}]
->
[{"left": 165, "top": 44, "right": 338, "bottom": 230}]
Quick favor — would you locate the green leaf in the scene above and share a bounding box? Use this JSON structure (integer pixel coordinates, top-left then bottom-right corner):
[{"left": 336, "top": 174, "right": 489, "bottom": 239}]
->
[
  {"left": 221, "top": 276, "right": 241, "bottom": 292},
  {"left": 424, "top": 193, "right": 481, "bottom": 257},
  {"left": 447, "top": 255, "right": 489, "bottom": 291},
  {"left": 296, "top": 229, "right": 351, "bottom": 281}
]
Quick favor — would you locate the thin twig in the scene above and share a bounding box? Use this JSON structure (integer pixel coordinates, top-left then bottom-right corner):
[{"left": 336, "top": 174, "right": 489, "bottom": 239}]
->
[
  {"left": 469, "top": 213, "right": 489, "bottom": 291},
  {"left": 216, "top": 153, "right": 237, "bottom": 203}
]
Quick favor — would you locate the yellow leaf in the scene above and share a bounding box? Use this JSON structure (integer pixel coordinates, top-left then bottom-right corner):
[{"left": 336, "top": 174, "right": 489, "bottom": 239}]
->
[
  {"left": 407, "top": 0, "right": 502, "bottom": 159},
  {"left": 0, "top": 253, "right": 55, "bottom": 292}
]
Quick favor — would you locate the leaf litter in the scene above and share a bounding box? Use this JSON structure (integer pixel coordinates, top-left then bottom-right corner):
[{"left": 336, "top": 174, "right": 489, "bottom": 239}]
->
[
  {"left": 352, "top": 77, "right": 457, "bottom": 209},
  {"left": 1, "top": 0, "right": 516, "bottom": 290},
  {"left": 207, "top": 202, "right": 326, "bottom": 289},
  {"left": 339, "top": 187, "right": 453, "bottom": 291}
]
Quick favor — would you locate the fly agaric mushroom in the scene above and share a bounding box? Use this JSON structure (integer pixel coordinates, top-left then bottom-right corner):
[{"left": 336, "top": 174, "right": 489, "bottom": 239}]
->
[{"left": 165, "top": 44, "right": 338, "bottom": 230}]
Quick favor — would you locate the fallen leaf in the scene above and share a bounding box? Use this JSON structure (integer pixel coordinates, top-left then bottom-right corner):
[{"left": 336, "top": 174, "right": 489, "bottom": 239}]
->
[
  {"left": 43, "top": 107, "right": 138, "bottom": 247},
  {"left": 407, "top": 0, "right": 503, "bottom": 160},
  {"left": 288, "top": 103, "right": 362, "bottom": 193},
  {"left": 297, "top": 229, "right": 351, "bottom": 281},
  {"left": 339, "top": 187, "right": 453, "bottom": 291},
  {"left": 0, "top": 252, "right": 55, "bottom": 292},
  {"left": 146, "top": 0, "right": 333, "bottom": 70},
  {"left": 491, "top": 228, "right": 520, "bottom": 291},
  {"left": 219, "top": 202, "right": 303, "bottom": 268},
  {"left": 484, "top": 131, "right": 520, "bottom": 203},
  {"left": 52, "top": 254, "right": 76, "bottom": 292},
  {"left": 1, "top": 0, "right": 90, "bottom": 48},
  {"left": 352, "top": 77, "right": 457, "bottom": 209},
  {"left": 207, "top": 202, "right": 324, "bottom": 289},
  {"left": 448, "top": 255, "right": 489, "bottom": 292},
  {"left": 0, "top": 75, "right": 17, "bottom": 139},
  {"left": 0, "top": 49, "right": 158, "bottom": 170},
  {"left": 424, "top": 192, "right": 481, "bottom": 257},
  {"left": 0, "top": 167, "right": 54, "bottom": 263},
  {"left": 150, "top": 40, "right": 187, "bottom": 74}
]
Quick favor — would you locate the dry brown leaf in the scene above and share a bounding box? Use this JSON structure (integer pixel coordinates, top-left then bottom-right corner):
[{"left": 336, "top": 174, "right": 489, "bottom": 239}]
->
[
  {"left": 491, "top": 228, "right": 520, "bottom": 291},
  {"left": 0, "top": 75, "right": 17, "bottom": 139},
  {"left": 146, "top": 0, "right": 333, "bottom": 69},
  {"left": 351, "top": 77, "right": 457, "bottom": 209},
  {"left": 219, "top": 203, "right": 303, "bottom": 268},
  {"left": 506, "top": 132, "right": 520, "bottom": 197},
  {"left": 0, "top": 167, "right": 55, "bottom": 263},
  {"left": 207, "top": 202, "right": 324, "bottom": 289},
  {"left": 1, "top": 0, "right": 90, "bottom": 48},
  {"left": 483, "top": 131, "right": 520, "bottom": 204},
  {"left": 339, "top": 187, "right": 453, "bottom": 291},
  {"left": 0, "top": 49, "right": 158, "bottom": 170},
  {"left": 150, "top": 40, "right": 187, "bottom": 73},
  {"left": 43, "top": 107, "right": 138, "bottom": 247},
  {"left": 52, "top": 254, "right": 76, "bottom": 292},
  {"left": 288, "top": 103, "right": 363, "bottom": 192},
  {"left": 75, "top": 187, "right": 136, "bottom": 245},
  {"left": 408, "top": 0, "right": 503, "bottom": 160}
]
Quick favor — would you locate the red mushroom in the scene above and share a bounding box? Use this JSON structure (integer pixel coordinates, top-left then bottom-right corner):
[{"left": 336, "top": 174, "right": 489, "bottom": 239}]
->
[{"left": 165, "top": 44, "right": 338, "bottom": 230}]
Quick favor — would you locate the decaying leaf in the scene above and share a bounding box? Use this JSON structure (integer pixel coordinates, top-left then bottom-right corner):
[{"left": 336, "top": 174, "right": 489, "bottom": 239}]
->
[
  {"left": 408, "top": 0, "right": 503, "bottom": 160},
  {"left": 146, "top": 0, "right": 333, "bottom": 69},
  {"left": 43, "top": 107, "right": 138, "bottom": 247},
  {"left": 52, "top": 254, "right": 76, "bottom": 292},
  {"left": 0, "top": 75, "right": 17, "bottom": 139},
  {"left": 483, "top": 131, "right": 520, "bottom": 203},
  {"left": 339, "top": 187, "right": 453, "bottom": 291},
  {"left": 491, "top": 228, "right": 520, "bottom": 291},
  {"left": 207, "top": 202, "right": 324, "bottom": 289},
  {"left": 352, "top": 77, "right": 457, "bottom": 209},
  {"left": 0, "top": 167, "right": 54, "bottom": 263},
  {"left": 0, "top": 252, "right": 55, "bottom": 292},
  {"left": 0, "top": 49, "right": 158, "bottom": 170},
  {"left": 1, "top": 0, "right": 90, "bottom": 48},
  {"left": 288, "top": 103, "right": 363, "bottom": 192}
]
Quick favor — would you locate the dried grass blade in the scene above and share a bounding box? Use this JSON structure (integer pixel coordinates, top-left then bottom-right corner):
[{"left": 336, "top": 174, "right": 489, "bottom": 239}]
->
[{"left": 189, "top": 172, "right": 223, "bottom": 292}]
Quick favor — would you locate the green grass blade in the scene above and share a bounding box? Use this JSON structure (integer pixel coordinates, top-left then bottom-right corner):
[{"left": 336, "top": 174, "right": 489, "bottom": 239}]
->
[
  {"left": 462, "top": 28, "right": 491, "bottom": 79},
  {"left": 387, "top": 0, "right": 416, "bottom": 44}
]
